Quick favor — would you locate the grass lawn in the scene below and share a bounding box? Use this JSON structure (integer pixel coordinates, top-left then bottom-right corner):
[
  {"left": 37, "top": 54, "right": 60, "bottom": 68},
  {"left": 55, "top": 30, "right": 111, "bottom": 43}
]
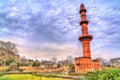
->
[{"left": 0, "top": 74, "right": 71, "bottom": 80}]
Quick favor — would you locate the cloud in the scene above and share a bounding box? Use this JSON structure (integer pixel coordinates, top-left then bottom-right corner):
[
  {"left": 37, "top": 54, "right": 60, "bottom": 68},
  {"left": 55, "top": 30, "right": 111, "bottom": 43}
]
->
[{"left": 0, "top": 0, "right": 120, "bottom": 60}]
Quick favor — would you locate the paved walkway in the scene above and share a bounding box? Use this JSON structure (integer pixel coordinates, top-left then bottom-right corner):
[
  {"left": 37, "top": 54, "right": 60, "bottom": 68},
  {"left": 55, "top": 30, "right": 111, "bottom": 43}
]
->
[{"left": 57, "top": 75, "right": 84, "bottom": 80}]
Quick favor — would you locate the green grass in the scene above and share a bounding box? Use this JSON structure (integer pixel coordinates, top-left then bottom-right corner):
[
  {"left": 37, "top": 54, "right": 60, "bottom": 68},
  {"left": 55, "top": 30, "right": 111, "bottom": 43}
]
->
[{"left": 0, "top": 74, "right": 71, "bottom": 80}]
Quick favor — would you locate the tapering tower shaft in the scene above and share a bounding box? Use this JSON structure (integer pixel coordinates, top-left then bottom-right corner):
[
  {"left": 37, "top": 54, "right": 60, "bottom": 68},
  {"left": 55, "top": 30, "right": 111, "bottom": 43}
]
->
[
  {"left": 79, "top": 3, "right": 93, "bottom": 58},
  {"left": 75, "top": 3, "right": 100, "bottom": 74}
]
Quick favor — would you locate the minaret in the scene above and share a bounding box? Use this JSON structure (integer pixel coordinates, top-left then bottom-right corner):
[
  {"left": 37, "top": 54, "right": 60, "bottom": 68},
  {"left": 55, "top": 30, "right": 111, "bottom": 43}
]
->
[
  {"left": 79, "top": 3, "right": 93, "bottom": 58},
  {"left": 75, "top": 3, "right": 100, "bottom": 73}
]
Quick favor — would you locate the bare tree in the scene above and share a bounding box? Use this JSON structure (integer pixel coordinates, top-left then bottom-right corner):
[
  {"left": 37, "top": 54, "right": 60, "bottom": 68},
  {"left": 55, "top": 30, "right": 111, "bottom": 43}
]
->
[
  {"left": 99, "top": 57, "right": 108, "bottom": 67},
  {"left": 0, "top": 41, "right": 19, "bottom": 66},
  {"left": 50, "top": 57, "right": 57, "bottom": 63},
  {"left": 66, "top": 55, "right": 74, "bottom": 64}
]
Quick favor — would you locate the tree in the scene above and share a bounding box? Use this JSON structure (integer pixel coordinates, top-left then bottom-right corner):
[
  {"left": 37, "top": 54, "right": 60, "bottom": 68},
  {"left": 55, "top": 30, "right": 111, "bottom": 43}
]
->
[
  {"left": 32, "top": 60, "right": 40, "bottom": 67},
  {"left": 19, "top": 56, "right": 29, "bottom": 66},
  {"left": 10, "top": 62, "right": 19, "bottom": 71},
  {"left": 67, "top": 55, "right": 74, "bottom": 64},
  {"left": 68, "top": 64, "right": 75, "bottom": 72},
  {"left": 0, "top": 41, "right": 18, "bottom": 55},
  {"left": 99, "top": 58, "right": 108, "bottom": 67},
  {"left": 0, "top": 41, "right": 19, "bottom": 66},
  {"left": 6, "top": 56, "right": 15, "bottom": 66},
  {"left": 50, "top": 57, "right": 57, "bottom": 63}
]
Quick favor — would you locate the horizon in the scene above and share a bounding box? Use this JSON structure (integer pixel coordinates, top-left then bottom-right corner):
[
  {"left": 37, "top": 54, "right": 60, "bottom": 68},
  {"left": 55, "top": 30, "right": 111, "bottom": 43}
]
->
[{"left": 0, "top": 0, "right": 120, "bottom": 61}]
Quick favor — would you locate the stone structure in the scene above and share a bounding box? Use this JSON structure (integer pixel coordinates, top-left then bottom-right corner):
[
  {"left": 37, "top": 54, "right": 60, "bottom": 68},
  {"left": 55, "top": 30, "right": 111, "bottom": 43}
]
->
[{"left": 75, "top": 3, "right": 101, "bottom": 73}]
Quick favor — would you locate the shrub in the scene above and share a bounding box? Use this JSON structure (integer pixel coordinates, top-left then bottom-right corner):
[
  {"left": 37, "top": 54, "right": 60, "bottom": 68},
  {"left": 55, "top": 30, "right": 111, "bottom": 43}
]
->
[
  {"left": 5, "top": 67, "right": 11, "bottom": 72},
  {"left": 84, "top": 68, "right": 120, "bottom": 80},
  {"left": 10, "top": 62, "right": 19, "bottom": 71},
  {"left": 32, "top": 60, "right": 40, "bottom": 67},
  {"left": 68, "top": 64, "right": 75, "bottom": 72},
  {"left": 0, "top": 72, "right": 4, "bottom": 76}
]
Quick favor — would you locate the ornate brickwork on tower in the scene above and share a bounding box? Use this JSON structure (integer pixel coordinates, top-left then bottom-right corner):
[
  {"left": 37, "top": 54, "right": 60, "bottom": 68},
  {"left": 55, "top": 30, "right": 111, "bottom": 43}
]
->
[{"left": 75, "top": 3, "right": 101, "bottom": 73}]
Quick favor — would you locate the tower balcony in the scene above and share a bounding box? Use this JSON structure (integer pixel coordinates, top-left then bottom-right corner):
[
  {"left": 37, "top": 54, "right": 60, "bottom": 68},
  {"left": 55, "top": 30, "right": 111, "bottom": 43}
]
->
[
  {"left": 80, "top": 20, "right": 89, "bottom": 25},
  {"left": 79, "top": 34, "right": 93, "bottom": 42},
  {"left": 79, "top": 9, "right": 86, "bottom": 14}
]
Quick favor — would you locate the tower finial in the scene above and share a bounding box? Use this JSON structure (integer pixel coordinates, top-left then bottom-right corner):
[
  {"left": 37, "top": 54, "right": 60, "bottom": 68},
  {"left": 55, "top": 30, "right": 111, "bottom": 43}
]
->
[
  {"left": 80, "top": 3, "right": 86, "bottom": 10},
  {"left": 79, "top": 3, "right": 86, "bottom": 14}
]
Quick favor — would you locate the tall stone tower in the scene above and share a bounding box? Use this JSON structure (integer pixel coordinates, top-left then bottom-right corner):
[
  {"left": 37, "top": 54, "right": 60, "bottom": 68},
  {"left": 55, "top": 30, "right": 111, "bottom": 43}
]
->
[
  {"left": 79, "top": 3, "right": 93, "bottom": 58},
  {"left": 75, "top": 3, "right": 101, "bottom": 73}
]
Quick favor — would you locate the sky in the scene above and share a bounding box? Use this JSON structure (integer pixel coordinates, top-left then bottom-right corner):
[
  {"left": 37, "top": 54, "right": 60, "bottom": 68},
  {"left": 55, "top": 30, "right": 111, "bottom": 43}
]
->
[{"left": 0, "top": 0, "right": 120, "bottom": 60}]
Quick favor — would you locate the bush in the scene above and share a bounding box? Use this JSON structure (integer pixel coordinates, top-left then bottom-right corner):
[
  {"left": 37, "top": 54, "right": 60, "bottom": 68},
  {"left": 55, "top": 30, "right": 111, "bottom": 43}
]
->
[
  {"left": 84, "top": 68, "right": 120, "bottom": 80},
  {"left": 10, "top": 62, "right": 19, "bottom": 71},
  {"left": 5, "top": 67, "right": 11, "bottom": 72},
  {"left": 68, "top": 64, "right": 75, "bottom": 72},
  {"left": 6, "top": 57, "right": 15, "bottom": 66},
  {"left": 18, "top": 69, "right": 23, "bottom": 72},
  {"left": 32, "top": 60, "right": 40, "bottom": 67},
  {"left": 0, "top": 72, "right": 4, "bottom": 76}
]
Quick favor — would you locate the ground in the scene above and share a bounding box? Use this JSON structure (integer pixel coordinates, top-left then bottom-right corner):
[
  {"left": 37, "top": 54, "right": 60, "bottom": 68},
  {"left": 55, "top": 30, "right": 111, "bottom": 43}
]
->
[{"left": 0, "top": 74, "right": 71, "bottom": 80}]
